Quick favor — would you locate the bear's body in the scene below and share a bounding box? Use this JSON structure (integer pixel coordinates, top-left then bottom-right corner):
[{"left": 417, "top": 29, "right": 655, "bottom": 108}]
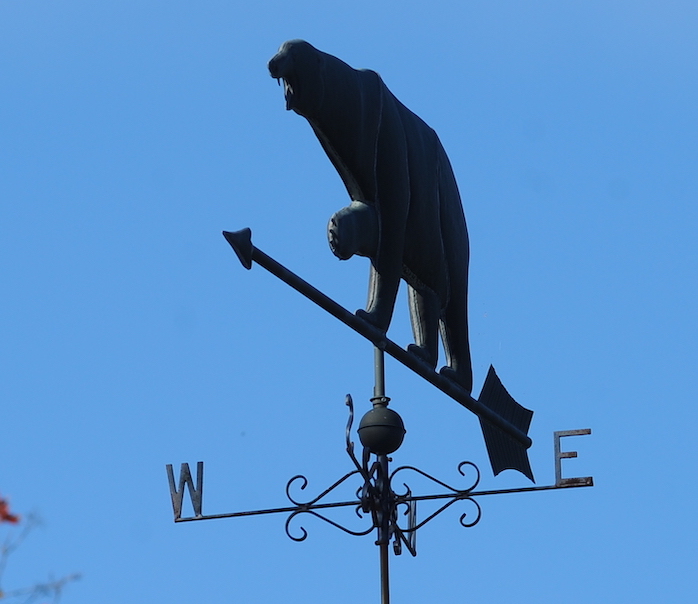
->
[{"left": 269, "top": 40, "right": 472, "bottom": 392}]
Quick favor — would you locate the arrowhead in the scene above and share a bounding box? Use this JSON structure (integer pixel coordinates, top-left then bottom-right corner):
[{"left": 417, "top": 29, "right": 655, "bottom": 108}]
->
[
  {"left": 478, "top": 366, "right": 535, "bottom": 482},
  {"left": 223, "top": 228, "right": 253, "bottom": 270}
]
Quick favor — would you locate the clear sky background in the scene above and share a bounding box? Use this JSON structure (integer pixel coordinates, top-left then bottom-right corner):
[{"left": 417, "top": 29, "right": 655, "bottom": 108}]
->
[{"left": 1, "top": 1, "right": 696, "bottom": 602}]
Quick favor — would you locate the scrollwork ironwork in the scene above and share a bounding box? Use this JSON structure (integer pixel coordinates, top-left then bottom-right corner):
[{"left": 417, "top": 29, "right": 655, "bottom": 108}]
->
[
  {"left": 281, "top": 426, "right": 377, "bottom": 541},
  {"left": 388, "top": 460, "right": 482, "bottom": 537},
  {"left": 285, "top": 470, "right": 361, "bottom": 507},
  {"left": 345, "top": 394, "right": 373, "bottom": 485},
  {"left": 458, "top": 498, "right": 482, "bottom": 528},
  {"left": 390, "top": 460, "right": 480, "bottom": 495},
  {"left": 285, "top": 508, "right": 375, "bottom": 542}
]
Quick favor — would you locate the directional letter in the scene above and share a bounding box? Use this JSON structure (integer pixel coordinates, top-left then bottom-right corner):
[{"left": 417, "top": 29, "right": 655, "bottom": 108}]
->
[
  {"left": 554, "top": 430, "right": 593, "bottom": 487},
  {"left": 166, "top": 462, "right": 204, "bottom": 520}
]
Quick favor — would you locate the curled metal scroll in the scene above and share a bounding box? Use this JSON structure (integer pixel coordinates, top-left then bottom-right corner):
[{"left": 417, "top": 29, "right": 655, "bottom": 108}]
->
[
  {"left": 391, "top": 461, "right": 480, "bottom": 494},
  {"left": 285, "top": 508, "right": 375, "bottom": 542},
  {"left": 345, "top": 394, "right": 372, "bottom": 483},
  {"left": 285, "top": 470, "right": 361, "bottom": 507},
  {"left": 391, "top": 461, "right": 482, "bottom": 533}
]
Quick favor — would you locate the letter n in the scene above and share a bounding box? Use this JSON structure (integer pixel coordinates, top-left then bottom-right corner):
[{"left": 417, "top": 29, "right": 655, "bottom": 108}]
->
[{"left": 166, "top": 462, "right": 203, "bottom": 520}]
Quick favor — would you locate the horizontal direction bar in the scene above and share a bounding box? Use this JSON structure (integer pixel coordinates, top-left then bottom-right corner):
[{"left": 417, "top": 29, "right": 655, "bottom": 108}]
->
[
  {"left": 401, "top": 477, "right": 594, "bottom": 505},
  {"left": 174, "top": 498, "right": 363, "bottom": 523},
  {"left": 174, "top": 477, "right": 593, "bottom": 522}
]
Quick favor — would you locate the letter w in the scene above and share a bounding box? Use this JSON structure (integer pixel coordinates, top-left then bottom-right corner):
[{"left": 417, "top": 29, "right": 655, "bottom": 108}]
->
[{"left": 166, "top": 462, "right": 203, "bottom": 520}]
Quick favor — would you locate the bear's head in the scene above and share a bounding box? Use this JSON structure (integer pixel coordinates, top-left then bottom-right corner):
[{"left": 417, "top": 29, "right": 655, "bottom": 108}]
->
[
  {"left": 268, "top": 39, "right": 325, "bottom": 118},
  {"left": 328, "top": 200, "right": 378, "bottom": 261}
]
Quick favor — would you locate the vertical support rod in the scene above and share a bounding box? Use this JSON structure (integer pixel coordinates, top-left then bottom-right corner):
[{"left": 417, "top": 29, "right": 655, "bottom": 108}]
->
[
  {"left": 373, "top": 346, "right": 390, "bottom": 603},
  {"left": 377, "top": 453, "right": 391, "bottom": 604},
  {"left": 373, "top": 346, "right": 386, "bottom": 400},
  {"left": 380, "top": 538, "right": 390, "bottom": 604}
]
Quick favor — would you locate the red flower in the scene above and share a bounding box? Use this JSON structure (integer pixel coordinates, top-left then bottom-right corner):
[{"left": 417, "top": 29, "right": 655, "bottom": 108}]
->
[{"left": 0, "top": 495, "right": 20, "bottom": 524}]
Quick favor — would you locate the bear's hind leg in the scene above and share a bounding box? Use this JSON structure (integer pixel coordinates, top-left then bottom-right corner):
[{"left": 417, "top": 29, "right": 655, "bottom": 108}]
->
[
  {"left": 438, "top": 311, "right": 473, "bottom": 394},
  {"left": 407, "top": 286, "right": 439, "bottom": 370}
]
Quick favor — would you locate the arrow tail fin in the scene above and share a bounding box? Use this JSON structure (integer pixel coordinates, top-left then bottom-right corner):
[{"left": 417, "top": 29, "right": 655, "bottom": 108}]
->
[{"left": 479, "top": 366, "right": 534, "bottom": 482}]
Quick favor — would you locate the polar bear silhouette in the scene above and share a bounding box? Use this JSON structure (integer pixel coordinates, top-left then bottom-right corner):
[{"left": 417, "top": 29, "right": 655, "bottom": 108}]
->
[{"left": 269, "top": 40, "right": 472, "bottom": 392}]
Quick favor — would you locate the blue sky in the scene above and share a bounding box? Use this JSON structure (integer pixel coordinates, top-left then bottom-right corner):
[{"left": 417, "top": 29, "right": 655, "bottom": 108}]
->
[{"left": 1, "top": 1, "right": 697, "bottom": 602}]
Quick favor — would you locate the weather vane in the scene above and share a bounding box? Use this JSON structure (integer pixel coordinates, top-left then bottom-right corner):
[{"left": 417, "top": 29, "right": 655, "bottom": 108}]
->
[{"left": 166, "top": 40, "right": 593, "bottom": 603}]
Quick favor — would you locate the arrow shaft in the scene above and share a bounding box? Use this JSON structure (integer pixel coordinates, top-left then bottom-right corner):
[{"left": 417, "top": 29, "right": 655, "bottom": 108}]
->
[{"left": 250, "top": 245, "right": 532, "bottom": 449}]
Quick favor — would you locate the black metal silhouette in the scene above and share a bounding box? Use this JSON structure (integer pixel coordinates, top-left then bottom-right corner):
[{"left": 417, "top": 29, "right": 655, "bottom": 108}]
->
[{"left": 269, "top": 39, "right": 472, "bottom": 393}]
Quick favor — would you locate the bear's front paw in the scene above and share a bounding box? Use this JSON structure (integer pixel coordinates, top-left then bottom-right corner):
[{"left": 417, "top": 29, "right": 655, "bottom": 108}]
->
[
  {"left": 407, "top": 344, "right": 437, "bottom": 370},
  {"left": 355, "top": 309, "right": 388, "bottom": 334},
  {"left": 439, "top": 366, "right": 473, "bottom": 394}
]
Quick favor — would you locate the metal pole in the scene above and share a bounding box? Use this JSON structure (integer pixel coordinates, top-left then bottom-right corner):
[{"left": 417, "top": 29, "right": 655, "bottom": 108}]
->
[
  {"left": 380, "top": 538, "right": 390, "bottom": 604},
  {"left": 373, "top": 346, "right": 386, "bottom": 400},
  {"left": 372, "top": 347, "right": 390, "bottom": 603},
  {"left": 377, "top": 453, "right": 391, "bottom": 604}
]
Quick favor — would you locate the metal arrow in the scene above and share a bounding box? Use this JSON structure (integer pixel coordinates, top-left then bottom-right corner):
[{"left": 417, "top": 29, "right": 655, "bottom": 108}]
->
[{"left": 223, "top": 227, "right": 534, "bottom": 480}]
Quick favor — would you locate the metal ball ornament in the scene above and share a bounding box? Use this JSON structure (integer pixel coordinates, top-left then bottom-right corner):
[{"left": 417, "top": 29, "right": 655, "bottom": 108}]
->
[{"left": 358, "top": 404, "right": 406, "bottom": 455}]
